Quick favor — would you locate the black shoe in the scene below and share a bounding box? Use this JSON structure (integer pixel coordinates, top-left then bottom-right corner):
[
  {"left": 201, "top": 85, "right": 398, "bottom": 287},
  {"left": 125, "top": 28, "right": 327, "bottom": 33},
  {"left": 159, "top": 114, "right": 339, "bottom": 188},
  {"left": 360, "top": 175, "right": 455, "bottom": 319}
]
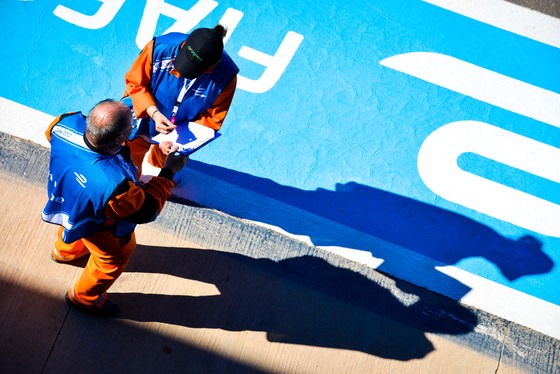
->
[{"left": 65, "top": 293, "right": 120, "bottom": 318}]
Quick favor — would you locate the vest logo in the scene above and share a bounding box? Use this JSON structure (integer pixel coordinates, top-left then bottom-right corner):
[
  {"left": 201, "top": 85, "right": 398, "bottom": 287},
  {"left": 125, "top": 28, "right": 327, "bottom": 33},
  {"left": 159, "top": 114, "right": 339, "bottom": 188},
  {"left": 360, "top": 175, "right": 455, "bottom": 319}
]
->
[
  {"left": 194, "top": 87, "right": 206, "bottom": 97},
  {"left": 49, "top": 193, "right": 64, "bottom": 204},
  {"left": 52, "top": 127, "right": 73, "bottom": 140},
  {"left": 116, "top": 154, "right": 138, "bottom": 183},
  {"left": 74, "top": 172, "right": 87, "bottom": 188},
  {"left": 153, "top": 58, "right": 174, "bottom": 72}
]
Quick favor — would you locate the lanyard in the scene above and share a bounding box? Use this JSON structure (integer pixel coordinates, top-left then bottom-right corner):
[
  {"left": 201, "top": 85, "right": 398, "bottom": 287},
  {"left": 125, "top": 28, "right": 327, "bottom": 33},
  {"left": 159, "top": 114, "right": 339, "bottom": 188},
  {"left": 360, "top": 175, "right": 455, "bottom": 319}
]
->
[{"left": 170, "top": 77, "right": 196, "bottom": 124}]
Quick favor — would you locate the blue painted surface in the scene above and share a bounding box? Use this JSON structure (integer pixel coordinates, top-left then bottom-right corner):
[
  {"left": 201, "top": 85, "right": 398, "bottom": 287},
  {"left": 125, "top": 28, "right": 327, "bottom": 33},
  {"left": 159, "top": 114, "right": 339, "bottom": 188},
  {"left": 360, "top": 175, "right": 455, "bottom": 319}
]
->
[{"left": 3, "top": 1, "right": 559, "bottom": 305}]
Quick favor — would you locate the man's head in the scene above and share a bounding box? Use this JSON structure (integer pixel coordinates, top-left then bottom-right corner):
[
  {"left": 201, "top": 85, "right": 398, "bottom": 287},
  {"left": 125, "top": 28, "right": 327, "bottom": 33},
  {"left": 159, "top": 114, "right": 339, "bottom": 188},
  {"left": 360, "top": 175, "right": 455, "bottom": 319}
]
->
[
  {"left": 174, "top": 25, "right": 227, "bottom": 79},
  {"left": 85, "top": 99, "right": 133, "bottom": 153}
]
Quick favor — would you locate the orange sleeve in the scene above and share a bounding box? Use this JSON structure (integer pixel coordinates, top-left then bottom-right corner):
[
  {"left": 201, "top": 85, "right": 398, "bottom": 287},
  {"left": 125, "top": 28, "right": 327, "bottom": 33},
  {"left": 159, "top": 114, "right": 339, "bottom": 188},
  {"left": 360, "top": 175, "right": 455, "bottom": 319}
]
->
[
  {"left": 193, "top": 75, "right": 237, "bottom": 130},
  {"left": 124, "top": 40, "right": 157, "bottom": 119},
  {"left": 45, "top": 114, "right": 64, "bottom": 142},
  {"left": 105, "top": 176, "right": 173, "bottom": 220}
]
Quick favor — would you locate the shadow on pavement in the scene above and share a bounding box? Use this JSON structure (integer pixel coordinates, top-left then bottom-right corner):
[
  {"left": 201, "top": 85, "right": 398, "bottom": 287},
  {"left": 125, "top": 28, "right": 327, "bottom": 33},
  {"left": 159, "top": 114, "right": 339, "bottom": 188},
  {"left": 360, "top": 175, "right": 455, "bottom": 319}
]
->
[
  {"left": 0, "top": 279, "right": 268, "bottom": 374},
  {"left": 114, "top": 244, "right": 478, "bottom": 361},
  {"left": 186, "top": 161, "right": 552, "bottom": 300}
]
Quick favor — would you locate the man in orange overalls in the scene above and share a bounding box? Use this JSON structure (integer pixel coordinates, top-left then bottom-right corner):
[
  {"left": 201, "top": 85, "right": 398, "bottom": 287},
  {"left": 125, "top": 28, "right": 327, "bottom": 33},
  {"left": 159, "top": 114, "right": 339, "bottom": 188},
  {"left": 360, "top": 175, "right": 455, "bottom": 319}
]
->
[{"left": 42, "top": 99, "right": 188, "bottom": 317}]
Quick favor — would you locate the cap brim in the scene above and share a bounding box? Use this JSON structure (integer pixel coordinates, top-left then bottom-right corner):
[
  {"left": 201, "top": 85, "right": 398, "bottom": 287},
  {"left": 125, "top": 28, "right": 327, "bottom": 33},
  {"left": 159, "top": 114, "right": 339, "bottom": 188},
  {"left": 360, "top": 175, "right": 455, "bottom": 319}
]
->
[{"left": 174, "top": 49, "right": 206, "bottom": 79}]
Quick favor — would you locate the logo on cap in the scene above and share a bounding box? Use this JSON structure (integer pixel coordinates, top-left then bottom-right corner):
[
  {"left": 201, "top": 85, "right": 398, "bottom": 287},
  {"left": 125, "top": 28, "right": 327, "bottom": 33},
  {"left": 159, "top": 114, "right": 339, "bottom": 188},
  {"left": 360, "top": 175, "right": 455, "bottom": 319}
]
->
[{"left": 187, "top": 45, "right": 204, "bottom": 62}]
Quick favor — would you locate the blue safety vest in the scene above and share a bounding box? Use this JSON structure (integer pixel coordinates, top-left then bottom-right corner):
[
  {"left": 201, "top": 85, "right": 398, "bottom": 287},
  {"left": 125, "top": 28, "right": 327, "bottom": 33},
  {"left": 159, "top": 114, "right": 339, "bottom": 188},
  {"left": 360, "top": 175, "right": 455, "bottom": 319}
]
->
[
  {"left": 126, "top": 32, "right": 239, "bottom": 140},
  {"left": 42, "top": 112, "right": 138, "bottom": 243}
]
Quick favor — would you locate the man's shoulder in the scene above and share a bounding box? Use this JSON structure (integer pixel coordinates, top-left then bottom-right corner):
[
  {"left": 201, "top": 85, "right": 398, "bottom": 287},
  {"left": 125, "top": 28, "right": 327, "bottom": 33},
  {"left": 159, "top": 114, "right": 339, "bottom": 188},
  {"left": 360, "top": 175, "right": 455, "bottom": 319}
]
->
[
  {"left": 59, "top": 111, "right": 85, "bottom": 120},
  {"left": 52, "top": 111, "right": 87, "bottom": 134},
  {"left": 219, "top": 51, "right": 240, "bottom": 75}
]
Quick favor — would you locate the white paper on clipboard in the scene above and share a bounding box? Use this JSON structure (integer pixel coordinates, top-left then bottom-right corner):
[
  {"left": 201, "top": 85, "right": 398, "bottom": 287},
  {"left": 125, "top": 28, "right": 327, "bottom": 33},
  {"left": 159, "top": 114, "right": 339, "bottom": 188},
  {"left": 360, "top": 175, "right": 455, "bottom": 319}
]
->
[{"left": 152, "top": 121, "right": 221, "bottom": 156}]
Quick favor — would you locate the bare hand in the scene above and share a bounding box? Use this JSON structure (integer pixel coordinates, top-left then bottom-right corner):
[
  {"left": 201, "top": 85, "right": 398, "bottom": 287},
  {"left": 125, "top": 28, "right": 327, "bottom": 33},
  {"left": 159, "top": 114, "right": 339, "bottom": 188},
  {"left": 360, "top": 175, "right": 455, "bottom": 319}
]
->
[
  {"left": 153, "top": 111, "right": 176, "bottom": 134},
  {"left": 158, "top": 141, "right": 179, "bottom": 156},
  {"left": 163, "top": 152, "right": 188, "bottom": 174}
]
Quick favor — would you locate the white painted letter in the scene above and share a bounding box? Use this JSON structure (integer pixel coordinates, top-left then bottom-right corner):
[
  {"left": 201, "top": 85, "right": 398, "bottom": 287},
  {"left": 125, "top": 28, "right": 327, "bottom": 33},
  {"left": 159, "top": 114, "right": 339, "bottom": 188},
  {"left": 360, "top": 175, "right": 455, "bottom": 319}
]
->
[
  {"left": 53, "top": 0, "right": 125, "bottom": 29},
  {"left": 237, "top": 31, "right": 304, "bottom": 94},
  {"left": 217, "top": 8, "right": 244, "bottom": 45},
  {"left": 418, "top": 121, "right": 560, "bottom": 237},
  {"left": 380, "top": 52, "right": 560, "bottom": 128},
  {"left": 136, "top": 0, "right": 218, "bottom": 48}
]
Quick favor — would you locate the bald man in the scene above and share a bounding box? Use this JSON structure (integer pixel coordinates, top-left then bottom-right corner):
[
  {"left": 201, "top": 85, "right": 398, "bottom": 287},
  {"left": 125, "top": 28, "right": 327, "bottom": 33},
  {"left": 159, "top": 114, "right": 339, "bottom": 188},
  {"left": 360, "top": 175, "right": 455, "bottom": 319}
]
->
[{"left": 42, "top": 99, "right": 188, "bottom": 317}]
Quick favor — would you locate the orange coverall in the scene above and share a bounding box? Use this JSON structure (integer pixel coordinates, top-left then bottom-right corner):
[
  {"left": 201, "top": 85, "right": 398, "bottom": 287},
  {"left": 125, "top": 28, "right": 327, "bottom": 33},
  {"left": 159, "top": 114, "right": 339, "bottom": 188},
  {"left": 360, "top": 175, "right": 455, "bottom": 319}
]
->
[
  {"left": 124, "top": 39, "right": 237, "bottom": 173},
  {"left": 47, "top": 117, "right": 175, "bottom": 308}
]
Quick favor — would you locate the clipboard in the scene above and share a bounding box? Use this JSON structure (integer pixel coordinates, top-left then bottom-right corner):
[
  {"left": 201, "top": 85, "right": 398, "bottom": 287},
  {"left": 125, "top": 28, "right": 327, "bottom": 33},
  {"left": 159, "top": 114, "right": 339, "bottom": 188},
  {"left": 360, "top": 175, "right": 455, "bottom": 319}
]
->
[{"left": 152, "top": 121, "right": 221, "bottom": 156}]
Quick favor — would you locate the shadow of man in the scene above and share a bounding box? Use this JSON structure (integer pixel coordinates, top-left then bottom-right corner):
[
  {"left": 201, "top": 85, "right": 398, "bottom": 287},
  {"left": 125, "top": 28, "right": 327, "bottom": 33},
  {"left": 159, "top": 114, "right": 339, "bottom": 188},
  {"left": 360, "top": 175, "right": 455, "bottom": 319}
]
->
[
  {"left": 183, "top": 161, "right": 552, "bottom": 300},
  {"left": 114, "top": 245, "right": 478, "bottom": 361}
]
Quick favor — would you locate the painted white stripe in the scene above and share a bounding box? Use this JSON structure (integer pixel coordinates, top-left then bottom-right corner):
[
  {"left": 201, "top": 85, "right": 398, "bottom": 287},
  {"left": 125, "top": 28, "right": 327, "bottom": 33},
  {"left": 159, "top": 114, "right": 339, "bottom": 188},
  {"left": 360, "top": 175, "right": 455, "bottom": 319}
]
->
[
  {"left": 170, "top": 165, "right": 560, "bottom": 340},
  {"left": 423, "top": 0, "right": 560, "bottom": 48},
  {"left": 0, "top": 97, "right": 52, "bottom": 148},
  {"left": 437, "top": 265, "right": 560, "bottom": 340},
  {"left": 218, "top": 8, "right": 244, "bottom": 45},
  {"left": 417, "top": 121, "right": 560, "bottom": 237},
  {"left": 3, "top": 98, "right": 560, "bottom": 343},
  {"left": 53, "top": 0, "right": 126, "bottom": 30},
  {"left": 379, "top": 52, "right": 560, "bottom": 128}
]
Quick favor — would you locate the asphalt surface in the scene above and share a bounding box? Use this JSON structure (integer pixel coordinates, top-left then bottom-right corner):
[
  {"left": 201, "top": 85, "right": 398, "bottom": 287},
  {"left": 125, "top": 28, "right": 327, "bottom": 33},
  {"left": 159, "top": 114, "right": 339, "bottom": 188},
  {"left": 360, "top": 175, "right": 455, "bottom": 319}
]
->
[{"left": 1, "top": 131, "right": 558, "bottom": 373}]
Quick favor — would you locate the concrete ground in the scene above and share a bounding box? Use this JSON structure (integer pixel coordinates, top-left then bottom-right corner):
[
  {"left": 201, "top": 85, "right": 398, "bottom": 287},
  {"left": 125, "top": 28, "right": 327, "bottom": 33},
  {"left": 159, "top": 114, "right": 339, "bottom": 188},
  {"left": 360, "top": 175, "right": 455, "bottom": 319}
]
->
[{"left": 0, "top": 134, "right": 558, "bottom": 373}]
